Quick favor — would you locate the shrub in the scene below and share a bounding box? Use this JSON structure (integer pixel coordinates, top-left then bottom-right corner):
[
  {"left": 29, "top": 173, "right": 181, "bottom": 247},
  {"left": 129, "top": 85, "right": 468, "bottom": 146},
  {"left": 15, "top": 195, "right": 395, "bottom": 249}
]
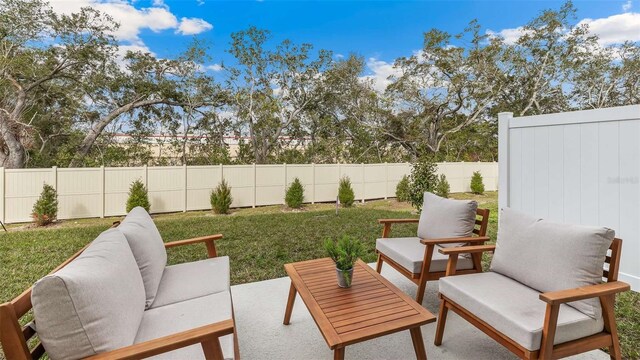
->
[
  {"left": 126, "top": 179, "right": 150, "bottom": 212},
  {"left": 435, "top": 174, "right": 450, "bottom": 198},
  {"left": 338, "top": 176, "right": 355, "bottom": 207},
  {"left": 32, "top": 184, "right": 58, "bottom": 226},
  {"left": 324, "top": 235, "right": 364, "bottom": 271},
  {"left": 285, "top": 177, "right": 304, "bottom": 209},
  {"left": 470, "top": 171, "right": 485, "bottom": 194},
  {"left": 395, "top": 175, "right": 410, "bottom": 202},
  {"left": 408, "top": 157, "right": 438, "bottom": 210},
  {"left": 210, "top": 179, "right": 233, "bottom": 214}
]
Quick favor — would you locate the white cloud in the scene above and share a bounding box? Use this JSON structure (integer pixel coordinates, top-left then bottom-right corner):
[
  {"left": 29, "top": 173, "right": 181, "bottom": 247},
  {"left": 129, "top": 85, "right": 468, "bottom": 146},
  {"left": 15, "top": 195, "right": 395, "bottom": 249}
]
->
[
  {"left": 579, "top": 12, "right": 640, "bottom": 45},
  {"left": 176, "top": 17, "right": 213, "bottom": 35},
  {"left": 486, "top": 27, "right": 528, "bottom": 45},
  {"left": 207, "top": 64, "right": 223, "bottom": 71},
  {"left": 623, "top": 0, "right": 633, "bottom": 12},
  {"left": 360, "top": 57, "right": 402, "bottom": 93}
]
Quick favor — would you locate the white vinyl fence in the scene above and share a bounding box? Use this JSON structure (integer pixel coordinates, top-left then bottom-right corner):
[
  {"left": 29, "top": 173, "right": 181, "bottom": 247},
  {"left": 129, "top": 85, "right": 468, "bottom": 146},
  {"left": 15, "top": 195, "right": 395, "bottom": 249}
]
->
[
  {"left": 1, "top": 161, "right": 497, "bottom": 224},
  {"left": 498, "top": 104, "right": 640, "bottom": 291}
]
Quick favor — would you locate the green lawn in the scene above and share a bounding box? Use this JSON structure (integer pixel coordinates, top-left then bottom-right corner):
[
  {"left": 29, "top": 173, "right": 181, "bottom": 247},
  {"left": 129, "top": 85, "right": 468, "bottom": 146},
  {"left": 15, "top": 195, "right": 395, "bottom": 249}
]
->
[{"left": 0, "top": 192, "right": 638, "bottom": 359}]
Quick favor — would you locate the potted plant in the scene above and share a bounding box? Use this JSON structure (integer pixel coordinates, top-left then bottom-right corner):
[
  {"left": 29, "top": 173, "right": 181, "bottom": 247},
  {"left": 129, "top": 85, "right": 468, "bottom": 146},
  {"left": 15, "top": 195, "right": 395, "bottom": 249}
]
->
[{"left": 324, "top": 235, "right": 364, "bottom": 288}]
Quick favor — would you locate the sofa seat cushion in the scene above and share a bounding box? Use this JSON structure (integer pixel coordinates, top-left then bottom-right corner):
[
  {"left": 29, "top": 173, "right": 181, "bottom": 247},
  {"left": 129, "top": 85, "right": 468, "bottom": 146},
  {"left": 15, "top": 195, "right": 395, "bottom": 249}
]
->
[
  {"left": 32, "top": 229, "right": 146, "bottom": 360},
  {"left": 151, "top": 256, "right": 230, "bottom": 309},
  {"left": 376, "top": 237, "right": 474, "bottom": 274},
  {"left": 418, "top": 192, "right": 478, "bottom": 248},
  {"left": 118, "top": 206, "right": 168, "bottom": 308},
  {"left": 439, "top": 272, "right": 604, "bottom": 351},
  {"left": 135, "top": 291, "right": 235, "bottom": 360},
  {"left": 491, "top": 208, "right": 614, "bottom": 319}
]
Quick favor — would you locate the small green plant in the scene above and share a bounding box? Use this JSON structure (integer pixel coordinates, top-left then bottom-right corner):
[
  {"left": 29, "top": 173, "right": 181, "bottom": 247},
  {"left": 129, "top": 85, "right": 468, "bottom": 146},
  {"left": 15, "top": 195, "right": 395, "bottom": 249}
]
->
[
  {"left": 408, "top": 157, "right": 438, "bottom": 210},
  {"left": 126, "top": 179, "right": 150, "bottom": 213},
  {"left": 32, "top": 184, "right": 58, "bottom": 226},
  {"left": 435, "top": 174, "right": 450, "bottom": 198},
  {"left": 395, "top": 175, "right": 410, "bottom": 202},
  {"left": 470, "top": 171, "right": 485, "bottom": 195},
  {"left": 338, "top": 176, "right": 355, "bottom": 207},
  {"left": 324, "top": 235, "right": 364, "bottom": 287},
  {"left": 285, "top": 177, "right": 304, "bottom": 209},
  {"left": 210, "top": 179, "right": 233, "bottom": 214}
]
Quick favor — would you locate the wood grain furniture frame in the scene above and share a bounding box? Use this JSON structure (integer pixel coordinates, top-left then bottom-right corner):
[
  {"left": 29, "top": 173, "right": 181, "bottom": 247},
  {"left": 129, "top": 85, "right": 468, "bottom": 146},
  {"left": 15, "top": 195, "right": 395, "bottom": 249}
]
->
[
  {"left": 283, "top": 258, "right": 436, "bottom": 360},
  {"left": 434, "top": 238, "right": 630, "bottom": 360},
  {"left": 0, "top": 230, "right": 238, "bottom": 360},
  {"left": 375, "top": 208, "right": 490, "bottom": 303}
]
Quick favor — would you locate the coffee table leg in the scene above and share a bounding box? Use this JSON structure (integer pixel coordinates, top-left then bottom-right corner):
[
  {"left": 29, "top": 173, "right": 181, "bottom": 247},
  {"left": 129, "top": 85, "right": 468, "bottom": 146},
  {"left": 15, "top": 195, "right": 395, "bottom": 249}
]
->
[
  {"left": 283, "top": 281, "right": 297, "bottom": 325},
  {"left": 333, "top": 347, "right": 345, "bottom": 360},
  {"left": 410, "top": 327, "right": 427, "bottom": 360}
]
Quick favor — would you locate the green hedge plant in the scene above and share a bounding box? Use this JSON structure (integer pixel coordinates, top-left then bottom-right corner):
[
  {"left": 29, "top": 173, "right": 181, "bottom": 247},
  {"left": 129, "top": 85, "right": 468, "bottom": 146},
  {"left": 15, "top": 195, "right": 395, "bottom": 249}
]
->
[
  {"left": 338, "top": 176, "right": 355, "bottom": 207},
  {"left": 435, "top": 174, "right": 450, "bottom": 198},
  {"left": 395, "top": 175, "right": 410, "bottom": 202},
  {"left": 211, "top": 179, "right": 233, "bottom": 214},
  {"left": 285, "top": 177, "right": 304, "bottom": 209},
  {"left": 408, "top": 157, "right": 438, "bottom": 210},
  {"left": 126, "top": 179, "right": 150, "bottom": 212},
  {"left": 32, "top": 184, "right": 58, "bottom": 226},
  {"left": 470, "top": 171, "right": 485, "bottom": 194}
]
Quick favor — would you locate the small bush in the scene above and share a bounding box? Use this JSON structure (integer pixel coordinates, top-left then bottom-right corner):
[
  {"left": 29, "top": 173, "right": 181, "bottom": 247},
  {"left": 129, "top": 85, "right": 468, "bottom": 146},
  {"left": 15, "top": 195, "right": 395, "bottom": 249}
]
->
[
  {"left": 395, "top": 175, "right": 410, "bottom": 202},
  {"left": 126, "top": 179, "right": 150, "bottom": 213},
  {"left": 470, "top": 171, "right": 485, "bottom": 194},
  {"left": 32, "top": 184, "right": 58, "bottom": 226},
  {"left": 211, "top": 179, "right": 233, "bottom": 214},
  {"left": 285, "top": 177, "right": 304, "bottom": 209},
  {"left": 324, "top": 235, "right": 364, "bottom": 271},
  {"left": 338, "top": 176, "right": 355, "bottom": 207},
  {"left": 435, "top": 174, "right": 450, "bottom": 198},
  {"left": 408, "top": 157, "right": 438, "bottom": 210}
]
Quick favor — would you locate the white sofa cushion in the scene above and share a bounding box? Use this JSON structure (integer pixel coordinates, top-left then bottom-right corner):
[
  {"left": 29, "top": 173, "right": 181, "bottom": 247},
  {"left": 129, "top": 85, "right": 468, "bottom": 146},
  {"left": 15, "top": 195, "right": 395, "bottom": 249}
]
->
[
  {"left": 135, "top": 291, "right": 235, "bottom": 360},
  {"left": 376, "top": 237, "right": 474, "bottom": 274},
  {"left": 32, "top": 229, "right": 146, "bottom": 360},
  {"left": 151, "top": 256, "right": 230, "bottom": 309},
  {"left": 118, "top": 206, "right": 168, "bottom": 308},
  {"left": 490, "top": 208, "right": 614, "bottom": 319},
  {"left": 417, "top": 192, "right": 478, "bottom": 248},
  {"left": 439, "top": 272, "right": 604, "bottom": 351}
]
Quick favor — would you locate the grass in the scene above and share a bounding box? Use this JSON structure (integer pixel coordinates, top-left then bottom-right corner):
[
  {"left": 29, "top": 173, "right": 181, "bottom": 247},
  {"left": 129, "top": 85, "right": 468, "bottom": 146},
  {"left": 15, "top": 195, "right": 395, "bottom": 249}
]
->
[{"left": 0, "top": 191, "right": 638, "bottom": 359}]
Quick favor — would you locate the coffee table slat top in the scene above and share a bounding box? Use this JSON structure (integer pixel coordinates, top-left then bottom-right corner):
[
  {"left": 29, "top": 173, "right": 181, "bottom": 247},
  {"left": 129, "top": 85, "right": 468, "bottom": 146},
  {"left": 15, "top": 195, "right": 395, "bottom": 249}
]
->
[{"left": 284, "top": 258, "right": 435, "bottom": 349}]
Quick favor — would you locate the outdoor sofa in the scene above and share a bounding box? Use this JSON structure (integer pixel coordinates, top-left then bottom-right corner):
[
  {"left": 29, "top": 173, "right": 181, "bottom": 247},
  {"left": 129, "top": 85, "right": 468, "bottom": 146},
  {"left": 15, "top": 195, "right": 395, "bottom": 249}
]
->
[{"left": 0, "top": 206, "right": 238, "bottom": 360}]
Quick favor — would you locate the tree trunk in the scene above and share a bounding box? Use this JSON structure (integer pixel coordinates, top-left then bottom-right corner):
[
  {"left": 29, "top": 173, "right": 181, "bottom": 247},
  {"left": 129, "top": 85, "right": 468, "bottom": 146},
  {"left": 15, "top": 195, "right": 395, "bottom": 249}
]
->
[{"left": 0, "top": 113, "right": 27, "bottom": 169}]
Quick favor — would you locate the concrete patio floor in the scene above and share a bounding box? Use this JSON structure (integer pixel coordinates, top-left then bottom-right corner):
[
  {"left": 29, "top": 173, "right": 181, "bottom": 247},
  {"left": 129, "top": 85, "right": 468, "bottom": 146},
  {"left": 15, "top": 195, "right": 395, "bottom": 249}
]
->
[{"left": 230, "top": 263, "right": 609, "bottom": 360}]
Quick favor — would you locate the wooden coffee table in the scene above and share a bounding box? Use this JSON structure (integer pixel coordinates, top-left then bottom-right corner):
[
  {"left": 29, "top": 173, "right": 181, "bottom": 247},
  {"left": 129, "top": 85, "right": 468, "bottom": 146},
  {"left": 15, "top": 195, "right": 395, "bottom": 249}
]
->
[{"left": 283, "top": 258, "right": 436, "bottom": 359}]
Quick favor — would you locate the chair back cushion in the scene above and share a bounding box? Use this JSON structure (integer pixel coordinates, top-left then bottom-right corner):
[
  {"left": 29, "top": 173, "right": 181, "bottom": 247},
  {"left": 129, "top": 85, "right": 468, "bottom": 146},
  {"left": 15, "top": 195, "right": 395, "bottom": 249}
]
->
[
  {"left": 32, "top": 229, "right": 145, "bottom": 360},
  {"left": 417, "top": 192, "right": 478, "bottom": 247},
  {"left": 490, "top": 207, "right": 614, "bottom": 319},
  {"left": 118, "top": 206, "right": 167, "bottom": 308}
]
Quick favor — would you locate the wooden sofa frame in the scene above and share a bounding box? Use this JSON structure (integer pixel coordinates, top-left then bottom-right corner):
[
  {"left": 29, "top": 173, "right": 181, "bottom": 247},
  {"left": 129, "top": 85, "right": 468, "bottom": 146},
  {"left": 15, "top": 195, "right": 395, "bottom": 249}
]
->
[
  {"left": 434, "top": 238, "right": 630, "bottom": 360},
  {"left": 0, "top": 227, "right": 239, "bottom": 360},
  {"left": 375, "top": 208, "right": 490, "bottom": 304}
]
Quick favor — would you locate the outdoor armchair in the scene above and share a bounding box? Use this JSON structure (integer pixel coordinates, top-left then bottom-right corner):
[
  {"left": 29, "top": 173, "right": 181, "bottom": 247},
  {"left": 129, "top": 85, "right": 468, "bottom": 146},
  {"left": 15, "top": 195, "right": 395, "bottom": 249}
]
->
[
  {"left": 375, "top": 192, "right": 490, "bottom": 303},
  {"left": 434, "top": 207, "right": 630, "bottom": 360}
]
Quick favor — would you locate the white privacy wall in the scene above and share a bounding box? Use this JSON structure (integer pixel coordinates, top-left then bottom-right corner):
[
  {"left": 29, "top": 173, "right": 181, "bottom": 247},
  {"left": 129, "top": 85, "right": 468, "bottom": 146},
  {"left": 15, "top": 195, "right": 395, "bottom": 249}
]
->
[
  {"left": 0, "top": 161, "right": 497, "bottom": 224},
  {"left": 498, "top": 105, "right": 640, "bottom": 291}
]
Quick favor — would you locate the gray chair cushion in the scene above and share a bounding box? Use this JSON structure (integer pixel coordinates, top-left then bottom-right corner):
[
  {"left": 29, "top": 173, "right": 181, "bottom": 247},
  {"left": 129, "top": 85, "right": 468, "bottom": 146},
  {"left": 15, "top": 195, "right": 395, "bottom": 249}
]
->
[
  {"left": 439, "top": 272, "right": 604, "bottom": 351},
  {"left": 491, "top": 208, "right": 614, "bottom": 319},
  {"left": 151, "top": 256, "right": 230, "bottom": 309},
  {"left": 376, "top": 237, "right": 474, "bottom": 274},
  {"left": 135, "top": 291, "right": 235, "bottom": 360},
  {"left": 32, "top": 229, "right": 146, "bottom": 360},
  {"left": 417, "top": 192, "right": 478, "bottom": 248},
  {"left": 118, "top": 206, "right": 168, "bottom": 308}
]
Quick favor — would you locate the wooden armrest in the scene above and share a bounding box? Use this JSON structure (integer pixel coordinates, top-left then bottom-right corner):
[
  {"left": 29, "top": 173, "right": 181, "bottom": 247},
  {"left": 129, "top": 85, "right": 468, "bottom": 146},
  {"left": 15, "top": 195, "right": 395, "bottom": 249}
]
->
[
  {"left": 378, "top": 218, "right": 420, "bottom": 224},
  {"left": 539, "top": 281, "right": 630, "bottom": 305},
  {"left": 85, "top": 319, "right": 235, "bottom": 360},
  {"left": 438, "top": 244, "right": 496, "bottom": 255},
  {"left": 421, "top": 236, "right": 489, "bottom": 246},
  {"left": 165, "top": 234, "right": 223, "bottom": 258}
]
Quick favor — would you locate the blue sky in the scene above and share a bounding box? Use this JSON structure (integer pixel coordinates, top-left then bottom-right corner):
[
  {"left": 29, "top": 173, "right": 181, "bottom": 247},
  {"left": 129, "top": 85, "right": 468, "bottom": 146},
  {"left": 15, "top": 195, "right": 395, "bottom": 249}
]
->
[{"left": 50, "top": 0, "right": 639, "bottom": 88}]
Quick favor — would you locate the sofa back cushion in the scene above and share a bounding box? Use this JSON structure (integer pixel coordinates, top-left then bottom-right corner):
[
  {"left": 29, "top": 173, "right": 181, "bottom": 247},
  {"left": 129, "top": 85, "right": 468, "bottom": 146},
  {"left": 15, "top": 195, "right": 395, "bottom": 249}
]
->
[
  {"left": 417, "top": 192, "right": 478, "bottom": 247},
  {"left": 118, "top": 206, "right": 167, "bottom": 308},
  {"left": 490, "top": 207, "right": 614, "bottom": 319},
  {"left": 32, "top": 229, "right": 146, "bottom": 360}
]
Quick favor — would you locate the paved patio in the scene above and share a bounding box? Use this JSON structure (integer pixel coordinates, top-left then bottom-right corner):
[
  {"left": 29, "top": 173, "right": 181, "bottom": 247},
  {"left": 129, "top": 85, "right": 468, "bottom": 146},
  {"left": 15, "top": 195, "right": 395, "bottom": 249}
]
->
[{"left": 230, "top": 263, "right": 609, "bottom": 360}]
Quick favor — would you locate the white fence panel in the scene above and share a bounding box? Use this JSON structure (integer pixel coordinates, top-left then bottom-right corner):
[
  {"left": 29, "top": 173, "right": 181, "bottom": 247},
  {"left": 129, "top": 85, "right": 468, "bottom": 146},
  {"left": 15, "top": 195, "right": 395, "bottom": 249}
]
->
[
  {"left": 499, "top": 105, "right": 640, "bottom": 291},
  {"left": 57, "top": 168, "right": 102, "bottom": 219},
  {"left": 148, "top": 166, "right": 185, "bottom": 213},
  {"left": 224, "top": 165, "right": 254, "bottom": 208},
  {"left": 314, "top": 164, "right": 339, "bottom": 202},
  {"left": 5, "top": 169, "right": 54, "bottom": 223},
  {"left": 186, "top": 166, "right": 221, "bottom": 211},
  {"left": 104, "top": 167, "right": 145, "bottom": 217}
]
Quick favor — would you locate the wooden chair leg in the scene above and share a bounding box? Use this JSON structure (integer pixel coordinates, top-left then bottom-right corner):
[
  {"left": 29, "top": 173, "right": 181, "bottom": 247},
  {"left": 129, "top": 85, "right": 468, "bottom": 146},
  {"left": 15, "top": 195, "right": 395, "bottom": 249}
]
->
[
  {"left": 539, "top": 303, "right": 560, "bottom": 360},
  {"left": 283, "top": 282, "right": 297, "bottom": 325},
  {"left": 416, "top": 244, "right": 435, "bottom": 304},
  {"left": 201, "top": 338, "right": 224, "bottom": 360},
  {"left": 600, "top": 295, "right": 622, "bottom": 360},
  {"left": 415, "top": 275, "right": 427, "bottom": 304},
  {"left": 434, "top": 298, "right": 448, "bottom": 346},
  {"left": 376, "top": 253, "right": 383, "bottom": 273}
]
